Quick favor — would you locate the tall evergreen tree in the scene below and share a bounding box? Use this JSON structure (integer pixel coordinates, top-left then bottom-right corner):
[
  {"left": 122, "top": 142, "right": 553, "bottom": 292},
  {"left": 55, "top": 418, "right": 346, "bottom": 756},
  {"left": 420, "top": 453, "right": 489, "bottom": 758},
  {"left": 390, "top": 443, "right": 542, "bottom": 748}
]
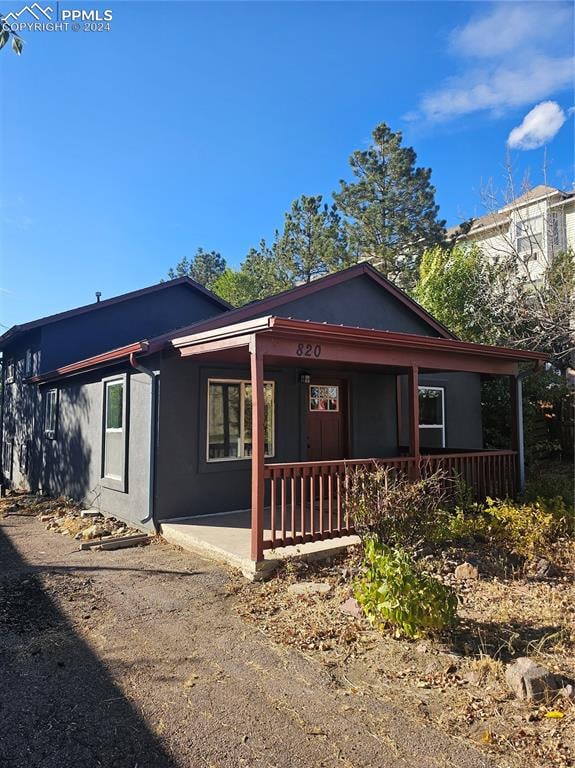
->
[
  {"left": 334, "top": 123, "right": 445, "bottom": 287},
  {"left": 212, "top": 240, "right": 291, "bottom": 307},
  {"left": 275, "top": 195, "right": 350, "bottom": 284},
  {"left": 168, "top": 247, "right": 226, "bottom": 290}
]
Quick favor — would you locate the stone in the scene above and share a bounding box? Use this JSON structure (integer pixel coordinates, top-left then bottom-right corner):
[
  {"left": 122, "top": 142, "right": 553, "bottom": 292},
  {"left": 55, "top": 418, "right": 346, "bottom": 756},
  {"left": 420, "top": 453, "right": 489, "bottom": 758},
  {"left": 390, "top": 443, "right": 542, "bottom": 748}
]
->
[
  {"left": 39, "top": 514, "right": 52, "bottom": 523},
  {"left": 505, "top": 657, "right": 558, "bottom": 703},
  {"left": 80, "top": 509, "right": 102, "bottom": 519},
  {"left": 287, "top": 581, "right": 332, "bottom": 596},
  {"left": 533, "top": 558, "right": 559, "bottom": 580},
  {"left": 81, "top": 524, "right": 111, "bottom": 540},
  {"left": 454, "top": 562, "right": 479, "bottom": 580},
  {"left": 560, "top": 684, "right": 575, "bottom": 702},
  {"left": 340, "top": 597, "right": 362, "bottom": 618}
]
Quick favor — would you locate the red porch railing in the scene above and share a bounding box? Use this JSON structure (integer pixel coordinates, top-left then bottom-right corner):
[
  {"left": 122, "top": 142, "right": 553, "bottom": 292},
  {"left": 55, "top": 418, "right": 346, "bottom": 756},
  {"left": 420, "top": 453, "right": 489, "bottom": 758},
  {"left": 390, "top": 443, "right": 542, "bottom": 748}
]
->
[{"left": 262, "top": 450, "right": 517, "bottom": 552}]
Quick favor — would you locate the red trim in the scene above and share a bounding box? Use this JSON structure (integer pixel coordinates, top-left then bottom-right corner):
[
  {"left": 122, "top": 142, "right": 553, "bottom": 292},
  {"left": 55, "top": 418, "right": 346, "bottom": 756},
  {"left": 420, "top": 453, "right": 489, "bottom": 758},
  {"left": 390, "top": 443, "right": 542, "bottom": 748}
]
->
[
  {"left": 0, "top": 276, "right": 231, "bottom": 347},
  {"left": 28, "top": 341, "right": 149, "bottom": 384},
  {"left": 265, "top": 317, "right": 547, "bottom": 363}
]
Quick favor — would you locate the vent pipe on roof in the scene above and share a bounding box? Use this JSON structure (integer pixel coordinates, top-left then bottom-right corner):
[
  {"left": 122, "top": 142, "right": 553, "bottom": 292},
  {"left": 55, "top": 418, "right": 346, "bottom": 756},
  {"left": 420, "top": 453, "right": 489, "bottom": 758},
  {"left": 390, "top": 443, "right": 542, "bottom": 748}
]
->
[{"left": 95, "top": 292, "right": 102, "bottom": 303}]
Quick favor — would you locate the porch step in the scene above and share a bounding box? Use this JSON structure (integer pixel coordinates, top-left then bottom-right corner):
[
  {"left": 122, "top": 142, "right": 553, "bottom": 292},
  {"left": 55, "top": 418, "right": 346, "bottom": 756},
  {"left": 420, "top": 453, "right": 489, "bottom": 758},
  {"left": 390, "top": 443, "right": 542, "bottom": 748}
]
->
[{"left": 160, "top": 518, "right": 359, "bottom": 581}]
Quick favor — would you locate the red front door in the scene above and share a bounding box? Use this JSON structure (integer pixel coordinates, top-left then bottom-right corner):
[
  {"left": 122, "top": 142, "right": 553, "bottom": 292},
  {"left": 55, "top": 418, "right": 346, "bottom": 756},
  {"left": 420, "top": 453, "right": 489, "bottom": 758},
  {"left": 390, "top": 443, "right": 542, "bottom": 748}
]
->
[{"left": 306, "top": 380, "right": 347, "bottom": 461}]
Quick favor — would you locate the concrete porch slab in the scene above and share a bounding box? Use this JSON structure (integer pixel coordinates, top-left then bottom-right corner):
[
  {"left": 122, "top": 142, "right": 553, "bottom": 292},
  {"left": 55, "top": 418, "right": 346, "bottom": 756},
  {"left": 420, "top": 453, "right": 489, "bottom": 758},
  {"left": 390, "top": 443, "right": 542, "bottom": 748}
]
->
[{"left": 160, "top": 509, "right": 360, "bottom": 580}]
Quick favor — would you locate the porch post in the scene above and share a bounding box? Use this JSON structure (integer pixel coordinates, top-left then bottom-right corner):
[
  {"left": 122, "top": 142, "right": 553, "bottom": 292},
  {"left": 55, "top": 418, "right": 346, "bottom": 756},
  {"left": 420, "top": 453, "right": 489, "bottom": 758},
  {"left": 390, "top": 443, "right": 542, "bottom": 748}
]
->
[
  {"left": 509, "top": 374, "right": 525, "bottom": 496},
  {"left": 408, "top": 365, "right": 420, "bottom": 478},
  {"left": 250, "top": 335, "right": 265, "bottom": 562}
]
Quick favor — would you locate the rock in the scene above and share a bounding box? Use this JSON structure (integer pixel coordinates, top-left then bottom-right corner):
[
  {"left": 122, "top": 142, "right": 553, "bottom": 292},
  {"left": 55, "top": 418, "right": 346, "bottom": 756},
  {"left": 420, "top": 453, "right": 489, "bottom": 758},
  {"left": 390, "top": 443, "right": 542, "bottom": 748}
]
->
[
  {"left": 533, "top": 558, "right": 559, "bottom": 580},
  {"left": 39, "top": 514, "right": 52, "bottom": 523},
  {"left": 81, "top": 524, "right": 111, "bottom": 540},
  {"left": 560, "top": 684, "right": 575, "bottom": 702},
  {"left": 287, "top": 581, "right": 332, "bottom": 596},
  {"left": 80, "top": 509, "right": 102, "bottom": 519},
  {"left": 454, "top": 562, "right": 479, "bottom": 580},
  {"left": 339, "top": 597, "right": 362, "bottom": 618},
  {"left": 505, "top": 657, "right": 558, "bottom": 703}
]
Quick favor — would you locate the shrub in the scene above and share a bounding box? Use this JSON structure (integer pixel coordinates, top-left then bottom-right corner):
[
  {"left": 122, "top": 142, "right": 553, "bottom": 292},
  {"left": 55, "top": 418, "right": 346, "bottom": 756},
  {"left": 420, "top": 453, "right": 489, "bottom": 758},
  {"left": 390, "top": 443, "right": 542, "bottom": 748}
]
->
[
  {"left": 354, "top": 538, "right": 457, "bottom": 638},
  {"left": 523, "top": 463, "right": 574, "bottom": 512},
  {"left": 431, "top": 506, "right": 487, "bottom": 544},
  {"left": 346, "top": 464, "right": 450, "bottom": 549},
  {"left": 483, "top": 496, "right": 570, "bottom": 558}
]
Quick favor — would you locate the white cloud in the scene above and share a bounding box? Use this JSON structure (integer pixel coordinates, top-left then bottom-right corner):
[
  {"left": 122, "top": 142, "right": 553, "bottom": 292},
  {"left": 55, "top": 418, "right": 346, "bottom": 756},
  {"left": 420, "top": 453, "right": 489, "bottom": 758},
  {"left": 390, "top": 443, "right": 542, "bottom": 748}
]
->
[
  {"left": 507, "top": 101, "right": 567, "bottom": 150},
  {"left": 420, "top": 56, "right": 574, "bottom": 122},
  {"left": 450, "top": 4, "right": 571, "bottom": 59},
  {"left": 409, "top": 2, "right": 574, "bottom": 125}
]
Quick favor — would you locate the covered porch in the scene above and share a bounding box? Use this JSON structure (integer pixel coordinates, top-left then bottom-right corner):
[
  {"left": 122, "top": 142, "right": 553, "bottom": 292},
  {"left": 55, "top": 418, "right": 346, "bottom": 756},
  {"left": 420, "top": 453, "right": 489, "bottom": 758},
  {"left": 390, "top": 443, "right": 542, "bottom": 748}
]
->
[{"left": 161, "top": 315, "right": 545, "bottom": 572}]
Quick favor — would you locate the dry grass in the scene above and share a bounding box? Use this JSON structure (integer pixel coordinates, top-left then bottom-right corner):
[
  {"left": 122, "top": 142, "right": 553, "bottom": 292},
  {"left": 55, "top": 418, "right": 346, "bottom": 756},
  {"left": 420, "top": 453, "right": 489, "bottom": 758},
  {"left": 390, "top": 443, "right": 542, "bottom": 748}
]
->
[{"left": 235, "top": 544, "right": 575, "bottom": 768}]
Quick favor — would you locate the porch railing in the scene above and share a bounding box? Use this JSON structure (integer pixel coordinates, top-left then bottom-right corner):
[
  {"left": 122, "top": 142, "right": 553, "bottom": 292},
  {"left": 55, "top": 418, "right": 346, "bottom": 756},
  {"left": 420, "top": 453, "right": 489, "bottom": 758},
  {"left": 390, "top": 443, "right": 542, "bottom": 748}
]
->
[{"left": 262, "top": 450, "right": 517, "bottom": 551}]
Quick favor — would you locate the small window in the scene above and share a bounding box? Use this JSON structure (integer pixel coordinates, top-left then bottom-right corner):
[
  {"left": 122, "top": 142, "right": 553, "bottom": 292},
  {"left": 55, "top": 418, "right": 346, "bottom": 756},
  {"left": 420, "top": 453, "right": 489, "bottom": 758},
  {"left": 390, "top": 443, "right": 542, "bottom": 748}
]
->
[
  {"left": 25, "top": 350, "right": 32, "bottom": 377},
  {"left": 5, "top": 360, "right": 14, "bottom": 384},
  {"left": 103, "top": 379, "right": 125, "bottom": 481},
  {"left": 419, "top": 386, "right": 445, "bottom": 449},
  {"left": 207, "top": 379, "right": 274, "bottom": 461},
  {"left": 44, "top": 389, "right": 58, "bottom": 438},
  {"left": 309, "top": 385, "right": 339, "bottom": 412}
]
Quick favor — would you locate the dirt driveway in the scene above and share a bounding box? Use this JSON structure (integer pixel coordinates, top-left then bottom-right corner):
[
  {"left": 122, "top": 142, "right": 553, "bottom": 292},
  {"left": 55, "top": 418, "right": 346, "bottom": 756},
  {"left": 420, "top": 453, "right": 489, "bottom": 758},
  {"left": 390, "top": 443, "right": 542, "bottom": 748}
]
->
[{"left": 0, "top": 513, "right": 494, "bottom": 768}]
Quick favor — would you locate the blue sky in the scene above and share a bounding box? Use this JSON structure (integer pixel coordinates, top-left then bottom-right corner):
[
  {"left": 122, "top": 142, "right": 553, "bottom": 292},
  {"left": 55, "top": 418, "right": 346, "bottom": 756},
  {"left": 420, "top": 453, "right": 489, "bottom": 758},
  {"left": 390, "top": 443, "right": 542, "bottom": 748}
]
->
[{"left": 1, "top": 1, "right": 573, "bottom": 327}]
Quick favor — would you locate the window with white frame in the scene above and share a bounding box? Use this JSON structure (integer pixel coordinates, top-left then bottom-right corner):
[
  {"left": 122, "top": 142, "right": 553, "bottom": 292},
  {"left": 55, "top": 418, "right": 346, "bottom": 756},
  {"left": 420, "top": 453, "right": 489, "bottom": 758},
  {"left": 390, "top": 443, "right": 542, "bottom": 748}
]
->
[
  {"left": 207, "top": 379, "right": 274, "bottom": 461},
  {"left": 515, "top": 216, "right": 543, "bottom": 258},
  {"left": 44, "top": 389, "right": 58, "bottom": 438},
  {"left": 103, "top": 379, "right": 125, "bottom": 480},
  {"left": 419, "top": 386, "right": 445, "bottom": 449}
]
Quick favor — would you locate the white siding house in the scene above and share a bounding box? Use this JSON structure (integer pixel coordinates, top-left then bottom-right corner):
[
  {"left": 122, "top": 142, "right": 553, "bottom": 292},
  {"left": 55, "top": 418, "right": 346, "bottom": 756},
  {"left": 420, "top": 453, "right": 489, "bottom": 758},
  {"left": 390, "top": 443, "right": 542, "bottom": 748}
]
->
[{"left": 448, "top": 185, "right": 575, "bottom": 282}]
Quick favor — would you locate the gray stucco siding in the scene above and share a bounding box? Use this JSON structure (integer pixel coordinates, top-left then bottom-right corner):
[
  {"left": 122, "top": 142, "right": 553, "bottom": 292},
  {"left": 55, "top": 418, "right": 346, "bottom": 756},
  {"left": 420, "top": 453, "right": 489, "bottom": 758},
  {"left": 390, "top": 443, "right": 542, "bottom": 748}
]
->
[
  {"left": 38, "top": 361, "right": 157, "bottom": 530},
  {"left": 39, "top": 285, "right": 226, "bottom": 372},
  {"left": 398, "top": 372, "right": 483, "bottom": 451},
  {"left": 272, "top": 275, "right": 441, "bottom": 336},
  {"left": 155, "top": 357, "right": 401, "bottom": 520}
]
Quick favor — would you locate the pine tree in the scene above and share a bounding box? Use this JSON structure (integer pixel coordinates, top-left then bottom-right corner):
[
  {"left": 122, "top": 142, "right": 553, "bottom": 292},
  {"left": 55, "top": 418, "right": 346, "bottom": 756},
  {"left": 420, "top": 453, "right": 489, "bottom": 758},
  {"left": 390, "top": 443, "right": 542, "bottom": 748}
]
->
[
  {"left": 334, "top": 123, "right": 445, "bottom": 287},
  {"left": 275, "top": 195, "right": 350, "bottom": 283},
  {"left": 168, "top": 248, "right": 226, "bottom": 290}
]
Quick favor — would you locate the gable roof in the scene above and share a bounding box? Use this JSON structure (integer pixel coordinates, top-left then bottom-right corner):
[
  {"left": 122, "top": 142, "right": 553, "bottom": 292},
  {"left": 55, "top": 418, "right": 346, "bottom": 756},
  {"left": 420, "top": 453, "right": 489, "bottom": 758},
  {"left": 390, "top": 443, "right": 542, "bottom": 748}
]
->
[
  {"left": 0, "top": 276, "right": 231, "bottom": 348},
  {"left": 448, "top": 185, "right": 575, "bottom": 239},
  {"left": 150, "top": 262, "right": 457, "bottom": 345}
]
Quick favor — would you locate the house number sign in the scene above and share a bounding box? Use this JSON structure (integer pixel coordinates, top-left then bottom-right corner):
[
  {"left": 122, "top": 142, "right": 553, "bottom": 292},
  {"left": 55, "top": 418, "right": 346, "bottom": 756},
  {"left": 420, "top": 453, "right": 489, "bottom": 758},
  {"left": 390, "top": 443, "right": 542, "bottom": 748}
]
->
[{"left": 296, "top": 343, "right": 322, "bottom": 358}]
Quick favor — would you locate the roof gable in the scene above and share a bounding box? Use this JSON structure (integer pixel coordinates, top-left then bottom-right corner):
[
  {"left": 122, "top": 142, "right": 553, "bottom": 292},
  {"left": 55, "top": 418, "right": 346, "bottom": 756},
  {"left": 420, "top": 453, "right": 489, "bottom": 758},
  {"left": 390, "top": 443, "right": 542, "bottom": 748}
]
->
[
  {"left": 153, "top": 263, "right": 456, "bottom": 344},
  {"left": 0, "top": 276, "right": 230, "bottom": 348}
]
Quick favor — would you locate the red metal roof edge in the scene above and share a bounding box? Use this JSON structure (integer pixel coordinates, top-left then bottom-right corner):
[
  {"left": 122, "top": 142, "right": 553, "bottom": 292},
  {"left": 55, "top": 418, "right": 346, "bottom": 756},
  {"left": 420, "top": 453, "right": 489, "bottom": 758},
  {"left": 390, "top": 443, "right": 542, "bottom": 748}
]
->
[
  {"left": 151, "top": 262, "right": 457, "bottom": 347},
  {"left": 265, "top": 317, "right": 548, "bottom": 362},
  {"left": 27, "top": 341, "right": 150, "bottom": 384},
  {"left": 0, "top": 276, "right": 231, "bottom": 348}
]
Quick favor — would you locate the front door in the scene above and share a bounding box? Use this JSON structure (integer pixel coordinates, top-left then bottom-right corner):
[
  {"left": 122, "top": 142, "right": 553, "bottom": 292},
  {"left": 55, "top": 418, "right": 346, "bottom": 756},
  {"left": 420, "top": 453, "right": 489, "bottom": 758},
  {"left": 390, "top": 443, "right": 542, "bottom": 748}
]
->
[{"left": 306, "top": 380, "right": 347, "bottom": 461}]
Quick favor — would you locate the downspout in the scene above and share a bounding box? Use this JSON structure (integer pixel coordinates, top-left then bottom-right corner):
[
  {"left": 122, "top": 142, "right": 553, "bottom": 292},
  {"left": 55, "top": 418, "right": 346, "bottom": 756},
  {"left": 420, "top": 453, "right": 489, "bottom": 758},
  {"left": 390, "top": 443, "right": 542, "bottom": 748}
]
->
[
  {"left": 516, "top": 361, "right": 544, "bottom": 495},
  {"left": 129, "top": 350, "right": 159, "bottom": 531}
]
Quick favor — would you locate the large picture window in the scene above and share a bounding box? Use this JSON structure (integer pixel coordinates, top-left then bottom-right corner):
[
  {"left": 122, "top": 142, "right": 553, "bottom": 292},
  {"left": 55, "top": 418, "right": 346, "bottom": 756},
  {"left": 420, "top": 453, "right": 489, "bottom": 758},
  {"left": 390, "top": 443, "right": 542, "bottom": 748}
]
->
[
  {"left": 207, "top": 379, "right": 274, "bottom": 461},
  {"left": 44, "top": 389, "right": 58, "bottom": 438},
  {"left": 103, "top": 379, "right": 125, "bottom": 481},
  {"left": 419, "top": 386, "right": 445, "bottom": 449}
]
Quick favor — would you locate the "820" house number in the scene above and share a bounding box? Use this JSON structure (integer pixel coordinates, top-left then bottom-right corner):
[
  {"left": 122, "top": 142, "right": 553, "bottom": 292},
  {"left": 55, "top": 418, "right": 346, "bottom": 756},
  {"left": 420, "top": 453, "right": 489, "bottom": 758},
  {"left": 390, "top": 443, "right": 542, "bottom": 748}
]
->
[{"left": 296, "top": 343, "right": 322, "bottom": 357}]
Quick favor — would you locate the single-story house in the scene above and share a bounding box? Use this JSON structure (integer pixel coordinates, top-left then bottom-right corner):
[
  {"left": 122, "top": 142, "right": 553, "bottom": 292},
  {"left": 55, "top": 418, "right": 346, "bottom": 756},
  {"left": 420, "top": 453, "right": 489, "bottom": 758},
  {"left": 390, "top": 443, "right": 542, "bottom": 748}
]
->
[{"left": 0, "top": 263, "right": 545, "bottom": 568}]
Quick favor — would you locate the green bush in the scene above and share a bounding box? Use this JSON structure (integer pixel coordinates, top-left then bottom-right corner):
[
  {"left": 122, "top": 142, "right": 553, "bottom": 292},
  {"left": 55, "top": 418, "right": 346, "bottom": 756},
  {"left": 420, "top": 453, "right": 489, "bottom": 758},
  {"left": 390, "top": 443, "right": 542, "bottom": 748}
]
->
[
  {"left": 523, "top": 463, "right": 574, "bottom": 512},
  {"left": 354, "top": 538, "right": 457, "bottom": 638},
  {"left": 483, "top": 496, "right": 570, "bottom": 558},
  {"left": 433, "top": 496, "right": 571, "bottom": 557},
  {"left": 346, "top": 464, "right": 449, "bottom": 549}
]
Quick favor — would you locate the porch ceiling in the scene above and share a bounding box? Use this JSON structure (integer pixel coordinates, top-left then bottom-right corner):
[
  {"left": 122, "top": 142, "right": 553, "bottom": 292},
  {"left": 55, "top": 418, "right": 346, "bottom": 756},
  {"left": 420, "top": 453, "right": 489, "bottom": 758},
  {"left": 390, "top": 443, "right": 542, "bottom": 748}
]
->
[{"left": 170, "top": 315, "right": 547, "bottom": 376}]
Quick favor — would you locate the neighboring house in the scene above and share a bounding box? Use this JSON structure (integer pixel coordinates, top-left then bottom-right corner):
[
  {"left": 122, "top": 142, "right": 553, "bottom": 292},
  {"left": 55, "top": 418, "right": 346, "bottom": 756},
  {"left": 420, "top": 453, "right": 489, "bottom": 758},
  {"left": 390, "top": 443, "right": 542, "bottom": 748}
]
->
[
  {"left": 448, "top": 184, "right": 575, "bottom": 282},
  {"left": 0, "top": 262, "right": 545, "bottom": 568}
]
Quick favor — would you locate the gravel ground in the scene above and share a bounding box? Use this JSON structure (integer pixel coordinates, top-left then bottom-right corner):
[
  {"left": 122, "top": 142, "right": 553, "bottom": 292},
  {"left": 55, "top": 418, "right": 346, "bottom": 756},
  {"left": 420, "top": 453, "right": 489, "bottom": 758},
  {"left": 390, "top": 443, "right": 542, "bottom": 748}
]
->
[{"left": 0, "top": 508, "right": 496, "bottom": 768}]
